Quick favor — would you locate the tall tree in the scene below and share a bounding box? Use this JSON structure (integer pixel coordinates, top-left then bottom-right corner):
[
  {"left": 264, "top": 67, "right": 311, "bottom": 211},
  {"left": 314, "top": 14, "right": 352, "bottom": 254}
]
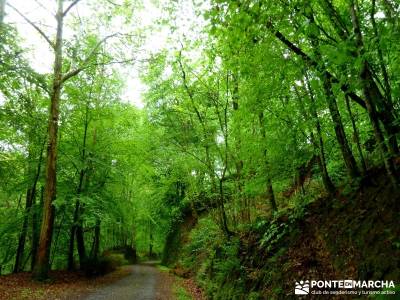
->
[
  {"left": 9, "top": 0, "right": 115, "bottom": 279},
  {"left": 349, "top": 0, "right": 398, "bottom": 185},
  {"left": 32, "top": 0, "right": 66, "bottom": 279}
]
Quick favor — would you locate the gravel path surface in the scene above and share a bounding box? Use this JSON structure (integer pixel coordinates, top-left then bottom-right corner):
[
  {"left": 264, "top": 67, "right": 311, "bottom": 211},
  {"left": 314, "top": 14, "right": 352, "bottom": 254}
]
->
[{"left": 83, "top": 262, "right": 173, "bottom": 300}]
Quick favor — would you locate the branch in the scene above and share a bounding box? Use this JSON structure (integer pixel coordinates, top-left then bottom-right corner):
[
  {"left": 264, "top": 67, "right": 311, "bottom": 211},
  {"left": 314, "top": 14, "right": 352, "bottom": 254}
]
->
[
  {"left": 170, "top": 139, "right": 213, "bottom": 173},
  {"left": 62, "top": 33, "right": 119, "bottom": 82},
  {"left": 91, "top": 57, "right": 141, "bottom": 66},
  {"left": 63, "top": 0, "right": 82, "bottom": 17},
  {"left": 177, "top": 49, "right": 205, "bottom": 127},
  {"left": 7, "top": 3, "right": 55, "bottom": 49},
  {"left": 267, "top": 21, "right": 366, "bottom": 110},
  {"left": 105, "top": 0, "right": 122, "bottom": 6}
]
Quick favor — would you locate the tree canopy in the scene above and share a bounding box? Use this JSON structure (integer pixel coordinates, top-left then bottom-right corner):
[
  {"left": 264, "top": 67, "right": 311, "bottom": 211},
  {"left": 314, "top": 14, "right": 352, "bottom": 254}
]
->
[{"left": 0, "top": 0, "right": 399, "bottom": 297}]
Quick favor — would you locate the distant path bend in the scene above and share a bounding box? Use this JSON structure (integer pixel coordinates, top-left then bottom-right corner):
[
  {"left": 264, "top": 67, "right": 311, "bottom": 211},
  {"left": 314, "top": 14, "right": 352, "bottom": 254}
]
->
[{"left": 83, "top": 262, "right": 174, "bottom": 300}]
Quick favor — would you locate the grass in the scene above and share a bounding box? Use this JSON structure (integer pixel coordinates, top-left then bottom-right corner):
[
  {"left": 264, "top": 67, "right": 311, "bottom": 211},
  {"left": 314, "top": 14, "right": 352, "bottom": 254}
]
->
[
  {"left": 157, "top": 265, "right": 170, "bottom": 272},
  {"left": 174, "top": 279, "right": 193, "bottom": 300},
  {"left": 156, "top": 265, "right": 194, "bottom": 300}
]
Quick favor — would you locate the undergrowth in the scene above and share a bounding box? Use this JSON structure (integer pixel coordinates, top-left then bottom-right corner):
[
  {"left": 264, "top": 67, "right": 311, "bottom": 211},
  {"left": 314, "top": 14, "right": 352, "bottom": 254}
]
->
[{"left": 169, "top": 169, "right": 400, "bottom": 299}]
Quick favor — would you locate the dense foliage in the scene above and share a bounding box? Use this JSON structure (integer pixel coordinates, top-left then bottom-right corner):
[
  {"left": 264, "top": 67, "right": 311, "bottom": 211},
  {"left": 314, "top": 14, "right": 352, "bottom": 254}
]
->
[{"left": 1, "top": 0, "right": 399, "bottom": 298}]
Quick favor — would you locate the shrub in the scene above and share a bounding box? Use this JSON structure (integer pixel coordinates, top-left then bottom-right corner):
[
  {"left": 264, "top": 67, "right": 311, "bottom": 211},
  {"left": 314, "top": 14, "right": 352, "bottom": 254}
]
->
[
  {"left": 85, "top": 252, "right": 129, "bottom": 276},
  {"left": 85, "top": 256, "right": 117, "bottom": 277}
]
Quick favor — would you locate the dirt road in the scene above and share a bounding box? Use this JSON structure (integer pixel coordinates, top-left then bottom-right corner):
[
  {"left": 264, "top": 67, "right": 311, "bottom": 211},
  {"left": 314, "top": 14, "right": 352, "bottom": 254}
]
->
[{"left": 83, "top": 262, "right": 174, "bottom": 300}]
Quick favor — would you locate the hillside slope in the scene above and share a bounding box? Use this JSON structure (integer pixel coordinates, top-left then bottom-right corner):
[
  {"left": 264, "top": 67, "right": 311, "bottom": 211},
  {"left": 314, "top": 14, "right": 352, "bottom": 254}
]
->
[{"left": 165, "top": 168, "right": 400, "bottom": 299}]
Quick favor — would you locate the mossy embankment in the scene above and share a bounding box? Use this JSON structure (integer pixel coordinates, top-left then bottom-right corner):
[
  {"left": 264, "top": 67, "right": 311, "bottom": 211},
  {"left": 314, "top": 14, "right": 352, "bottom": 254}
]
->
[{"left": 163, "top": 167, "right": 400, "bottom": 299}]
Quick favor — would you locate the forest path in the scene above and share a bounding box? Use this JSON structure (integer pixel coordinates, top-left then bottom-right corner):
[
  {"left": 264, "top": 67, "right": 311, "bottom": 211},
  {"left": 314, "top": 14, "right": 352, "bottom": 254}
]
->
[{"left": 83, "top": 261, "right": 174, "bottom": 300}]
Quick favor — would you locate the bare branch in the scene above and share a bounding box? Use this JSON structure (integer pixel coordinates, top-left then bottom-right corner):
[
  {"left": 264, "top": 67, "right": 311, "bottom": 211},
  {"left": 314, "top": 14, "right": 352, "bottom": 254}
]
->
[
  {"left": 7, "top": 3, "right": 55, "bottom": 49},
  {"left": 62, "top": 33, "right": 119, "bottom": 82},
  {"left": 63, "top": 0, "right": 82, "bottom": 17}
]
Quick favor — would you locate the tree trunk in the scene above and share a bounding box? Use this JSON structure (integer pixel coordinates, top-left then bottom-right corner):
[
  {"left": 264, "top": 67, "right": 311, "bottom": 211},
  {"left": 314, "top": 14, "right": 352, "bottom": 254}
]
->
[
  {"left": 349, "top": 0, "right": 399, "bottom": 185},
  {"left": 68, "top": 170, "right": 87, "bottom": 270},
  {"left": 300, "top": 77, "right": 336, "bottom": 195},
  {"left": 231, "top": 73, "right": 248, "bottom": 223},
  {"left": 178, "top": 53, "right": 231, "bottom": 236},
  {"left": 76, "top": 219, "right": 86, "bottom": 269},
  {"left": 371, "top": 0, "right": 393, "bottom": 109},
  {"left": 15, "top": 139, "right": 45, "bottom": 273},
  {"left": 32, "top": 0, "right": 64, "bottom": 280},
  {"left": 91, "top": 219, "right": 101, "bottom": 260},
  {"left": 258, "top": 112, "right": 277, "bottom": 211},
  {"left": 75, "top": 106, "right": 92, "bottom": 270},
  {"left": 304, "top": 8, "right": 360, "bottom": 179},
  {"left": 359, "top": 66, "right": 398, "bottom": 185},
  {"left": 322, "top": 74, "right": 360, "bottom": 179},
  {"left": 348, "top": 0, "right": 399, "bottom": 156},
  {"left": 321, "top": 0, "right": 349, "bottom": 40},
  {"left": 14, "top": 188, "right": 32, "bottom": 273},
  {"left": 68, "top": 103, "right": 89, "bottom": 270},
  {"left": 31, "top": 196, "right": 38, "bottom": 271},
  {"left": 345, "top": 95, "right": 367, "bottom": 174},
  {"left": 31, "top": 186, "right": 44, "bottom": 270},
  {"left": 49, "top": 207, "right": 66, "bottom": 268},
  {"left": 67, "top": 201, "right": 79, "bottom": 270},
  {"left": 218, "top": 178, "right": 231, "bottom": 235}
]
